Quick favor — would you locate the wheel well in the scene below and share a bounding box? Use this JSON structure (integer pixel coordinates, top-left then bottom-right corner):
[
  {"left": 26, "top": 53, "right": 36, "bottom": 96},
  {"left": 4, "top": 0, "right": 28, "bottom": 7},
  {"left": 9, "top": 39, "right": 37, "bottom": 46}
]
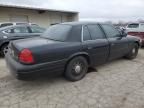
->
[
  {"left": 0, "top": 42, "right": 9, "bottom": 51},
  {"left": 135, "top": 41, "right": 140, "bottom": 47},
  {"left": 64, "top": 54, "right": 90, "bottom": 72},
  {"left": 69, "top": 54, "right": 90, "bottom": 64}
]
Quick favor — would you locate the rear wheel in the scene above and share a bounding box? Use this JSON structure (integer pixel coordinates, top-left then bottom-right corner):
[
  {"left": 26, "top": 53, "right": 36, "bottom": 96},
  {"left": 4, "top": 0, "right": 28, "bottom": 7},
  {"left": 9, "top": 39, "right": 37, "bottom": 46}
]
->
[
  {"left": 1, "top": 44, "right": 8, "bottom": 56},
  {"left": 125, "top": 43, "right": 139, "bottom": 59},
  {"left": 64, "top": 56, "right": 88, "bottom": 81}
]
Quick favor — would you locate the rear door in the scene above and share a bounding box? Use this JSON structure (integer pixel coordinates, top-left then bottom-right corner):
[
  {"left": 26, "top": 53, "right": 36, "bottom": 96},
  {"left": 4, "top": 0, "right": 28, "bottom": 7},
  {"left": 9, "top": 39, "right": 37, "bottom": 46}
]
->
[
  {"left": 82, "top": 24, "right": 109, "bottom": 66},
  {"left": 100, "top": 24, "right": 129, "bottom": 60}
]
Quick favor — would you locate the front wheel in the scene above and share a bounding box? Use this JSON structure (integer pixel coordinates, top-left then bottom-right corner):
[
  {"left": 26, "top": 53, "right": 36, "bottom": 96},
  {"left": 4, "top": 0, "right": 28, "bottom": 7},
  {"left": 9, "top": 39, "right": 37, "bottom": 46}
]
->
[
  {"left": 125, "top": 43, "right": 139, "bottom": 59},
  {"left": 64, "top": 56, "right": 88, "bottom": 81}
]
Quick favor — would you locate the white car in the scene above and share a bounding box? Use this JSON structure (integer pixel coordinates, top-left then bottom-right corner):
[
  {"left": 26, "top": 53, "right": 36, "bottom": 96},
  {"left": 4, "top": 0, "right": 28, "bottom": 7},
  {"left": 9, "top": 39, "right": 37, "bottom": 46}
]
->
[
  {"left": 0, "top": 22, "right": 38, "bottom": 28},
  {"left": 126, "top": 23, "right": 144, "bottom": 46}
]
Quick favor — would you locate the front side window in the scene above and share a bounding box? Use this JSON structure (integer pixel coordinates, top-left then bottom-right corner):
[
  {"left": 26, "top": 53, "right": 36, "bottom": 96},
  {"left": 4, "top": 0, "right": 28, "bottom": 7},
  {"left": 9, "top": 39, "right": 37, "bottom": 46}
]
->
[
  {"left": 87, "top": 25, "right": 105, "bottom": 40},
  {"left": 101, "top": 24, "right": 120, "bottom": 38},
  {"left": 42, "top": 24, "right": 72, "bottom": 41},
  {"left": 30, "top": 26, "right": 45, "bottom": 33},
  {"left": 13, "top": 27, "right": 29, "bottom": 33},
  {"left": 83, "top": 26, "right": 91, "bottom": 41}
]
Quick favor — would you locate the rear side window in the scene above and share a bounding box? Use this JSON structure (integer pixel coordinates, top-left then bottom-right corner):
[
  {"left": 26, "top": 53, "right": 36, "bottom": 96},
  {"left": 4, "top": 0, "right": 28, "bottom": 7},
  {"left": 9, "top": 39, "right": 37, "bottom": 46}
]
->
[
  {"left": 67, "top": 25, "right": 82, "bottom": 42},
  {"left": 127, "top": 24, "right": 139, "bottom": 28},
  {"left": 13, "top": 26, "right": 29, "bottom": 33},
  {"left": 30, "top": 26, "right": 45, "bottom": 33},
  {"left": 83, "top": 26, "right": 91, "bottom": 41},
  {"left": 87, "top": 25, "right": 105, "bottom": 40},
  {"left": 101, "top": 24, "right": 120, "bottom": 38},
  {"left": 42, "top": 24, "right": 72, "bottom": 41}
]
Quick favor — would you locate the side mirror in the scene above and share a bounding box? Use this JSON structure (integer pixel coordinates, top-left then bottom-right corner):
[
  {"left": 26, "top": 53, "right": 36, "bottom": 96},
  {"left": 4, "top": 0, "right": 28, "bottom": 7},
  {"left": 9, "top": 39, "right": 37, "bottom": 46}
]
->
[{"left": 120, "top": 29, "right": 127, "bottom": 37}]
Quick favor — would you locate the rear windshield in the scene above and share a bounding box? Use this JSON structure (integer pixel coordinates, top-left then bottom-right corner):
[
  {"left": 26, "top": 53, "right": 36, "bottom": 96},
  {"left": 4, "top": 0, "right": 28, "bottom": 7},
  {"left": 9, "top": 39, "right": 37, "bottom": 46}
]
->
[
  {"left": 41, "top": 24, "right": 72, "bottom": 41},
  {"left": 127, "top": 24, "right": 139, "bottom": 28}
]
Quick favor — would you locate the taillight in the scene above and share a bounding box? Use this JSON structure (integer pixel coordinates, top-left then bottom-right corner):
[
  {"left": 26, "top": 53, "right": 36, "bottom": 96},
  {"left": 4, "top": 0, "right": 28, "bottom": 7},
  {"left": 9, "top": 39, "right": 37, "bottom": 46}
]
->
[{"left": 19, "top": 49, "right": 34, "bottom": 64}]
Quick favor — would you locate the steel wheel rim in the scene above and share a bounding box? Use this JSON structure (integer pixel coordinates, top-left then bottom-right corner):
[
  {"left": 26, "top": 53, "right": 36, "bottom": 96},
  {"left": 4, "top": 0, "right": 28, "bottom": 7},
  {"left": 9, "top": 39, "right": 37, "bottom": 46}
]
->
[
  {"left": 72, "top": 61, "right": 83, "bottom": 75},
  {"left": 3, "top": 46, "right": 8, "bottom": 54},
  {"left": 132, "top": 48, "right": 136, "bottom": 54}
]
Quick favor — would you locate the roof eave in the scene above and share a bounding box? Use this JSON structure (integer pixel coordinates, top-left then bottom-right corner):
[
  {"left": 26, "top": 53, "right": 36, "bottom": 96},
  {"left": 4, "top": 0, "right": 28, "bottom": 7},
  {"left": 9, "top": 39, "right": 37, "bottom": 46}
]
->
[{"left": 0, "top": 3, "right": 78, "bottom": 14}]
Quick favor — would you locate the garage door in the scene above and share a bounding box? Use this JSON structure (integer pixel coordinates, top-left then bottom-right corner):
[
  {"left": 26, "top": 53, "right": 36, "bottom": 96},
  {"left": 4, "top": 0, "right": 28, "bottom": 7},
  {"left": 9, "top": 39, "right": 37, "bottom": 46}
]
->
[
  {"left": 50, "top": 13, "right": 62, "bottom": 25},
  {"left": 9, "top": 15, "right": 29, "bottom": 23}
]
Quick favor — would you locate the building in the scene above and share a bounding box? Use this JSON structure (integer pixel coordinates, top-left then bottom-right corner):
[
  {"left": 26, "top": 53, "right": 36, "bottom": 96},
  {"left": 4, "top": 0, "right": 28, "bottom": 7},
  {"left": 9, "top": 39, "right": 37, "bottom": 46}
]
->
[{"left": 0, "top": 3, "right": 79, "bottom": 27}]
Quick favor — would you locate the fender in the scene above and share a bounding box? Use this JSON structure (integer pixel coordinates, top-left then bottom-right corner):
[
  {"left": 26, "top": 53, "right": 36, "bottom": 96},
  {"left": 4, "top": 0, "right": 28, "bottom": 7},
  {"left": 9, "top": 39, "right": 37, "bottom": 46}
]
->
[
  {"left": 135, "top": 40, "right": 141, "bottom": 47},
  {"left": 67, "top": 51, "right": 91, "bottom": 65}
]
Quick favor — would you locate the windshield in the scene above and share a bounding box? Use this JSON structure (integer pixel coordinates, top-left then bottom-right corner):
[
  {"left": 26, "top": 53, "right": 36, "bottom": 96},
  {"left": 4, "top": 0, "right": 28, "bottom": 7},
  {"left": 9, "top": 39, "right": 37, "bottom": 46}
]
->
[
  {"left": 41, "top": 24, "right": 72, "bottom": 41},
  {"left": 127, "top": 24, "right": 139, "bottom": 28}
]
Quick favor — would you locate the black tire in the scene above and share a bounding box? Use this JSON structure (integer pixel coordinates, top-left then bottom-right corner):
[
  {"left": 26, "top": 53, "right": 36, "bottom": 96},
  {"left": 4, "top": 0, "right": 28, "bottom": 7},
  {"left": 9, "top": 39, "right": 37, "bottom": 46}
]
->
[
  {"left": 64, "top": 56, "right": 88, "bottom": 81},
  {"left": 1, "top": 44, "right": 8, "bottom": 57},
  {"left": 125, "top": 43, "right": 139, "bottom": 59}
]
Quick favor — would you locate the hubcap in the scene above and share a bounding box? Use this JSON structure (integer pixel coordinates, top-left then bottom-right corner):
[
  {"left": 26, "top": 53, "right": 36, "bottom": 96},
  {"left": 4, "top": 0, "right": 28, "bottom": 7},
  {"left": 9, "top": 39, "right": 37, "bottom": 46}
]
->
[
  {"left": 132, "top": 48, "right": 136, "bottom": 54},
  {"left": 3, "top": 47, "right": 8, "bottom": 54},
  {"left": 74, "top": 65, "right": 81, "bottom": 74}
]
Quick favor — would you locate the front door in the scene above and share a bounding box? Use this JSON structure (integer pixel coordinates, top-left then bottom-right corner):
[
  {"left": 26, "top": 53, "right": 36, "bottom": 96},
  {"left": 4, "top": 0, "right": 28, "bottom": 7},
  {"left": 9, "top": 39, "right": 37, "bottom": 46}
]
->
[{"left": 100, "top": 24, "right": 129, "bottom": 60}]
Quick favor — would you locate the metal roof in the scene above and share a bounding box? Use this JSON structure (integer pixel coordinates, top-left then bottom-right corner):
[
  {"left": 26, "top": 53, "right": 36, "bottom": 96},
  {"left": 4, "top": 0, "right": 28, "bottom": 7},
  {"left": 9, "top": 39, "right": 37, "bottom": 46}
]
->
[{"left": 0, "top": 3, "right": 78, "bottom": 14}]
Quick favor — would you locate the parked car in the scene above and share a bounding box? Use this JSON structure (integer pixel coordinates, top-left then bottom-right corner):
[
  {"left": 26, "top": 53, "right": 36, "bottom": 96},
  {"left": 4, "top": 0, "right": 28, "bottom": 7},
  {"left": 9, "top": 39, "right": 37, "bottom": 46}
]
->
[
  {"left": 5, "top": 22, "right": 140, "bottom": 81},
  {"left": 0, "top": 25, "right": 45, "bottom": 56},
  {"left": 126, "top": 23, "right": 144, "bottom": 46},
  {"left": 0, "top": 22, "right": 38, "bottom": 28}
]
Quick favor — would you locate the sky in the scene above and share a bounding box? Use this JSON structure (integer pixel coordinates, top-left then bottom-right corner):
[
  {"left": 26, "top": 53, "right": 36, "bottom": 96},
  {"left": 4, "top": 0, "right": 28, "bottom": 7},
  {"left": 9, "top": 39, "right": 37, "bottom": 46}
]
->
[{"left": 0, "top": 0, "right": 144, "bottom": 22}]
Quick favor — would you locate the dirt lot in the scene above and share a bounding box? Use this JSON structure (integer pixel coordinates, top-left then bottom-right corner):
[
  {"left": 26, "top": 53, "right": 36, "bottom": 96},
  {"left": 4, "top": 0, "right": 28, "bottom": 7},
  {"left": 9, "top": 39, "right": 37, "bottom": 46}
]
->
[{"left": 0, "top": 49, "right": 144, "bottom": 108}]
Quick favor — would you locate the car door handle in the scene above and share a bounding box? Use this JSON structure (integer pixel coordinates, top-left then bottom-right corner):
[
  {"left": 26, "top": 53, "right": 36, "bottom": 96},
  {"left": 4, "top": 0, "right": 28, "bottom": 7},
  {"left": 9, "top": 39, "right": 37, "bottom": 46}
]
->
[{"left": 82, "top": 47, "right": 93, "bottom": 51}]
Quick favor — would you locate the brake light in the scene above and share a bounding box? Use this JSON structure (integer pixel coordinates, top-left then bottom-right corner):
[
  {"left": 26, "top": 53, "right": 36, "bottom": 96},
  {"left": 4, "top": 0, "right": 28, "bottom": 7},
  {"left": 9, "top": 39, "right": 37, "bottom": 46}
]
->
[{"left": 19, "top": 49, "right": 34, "bottom": 64}]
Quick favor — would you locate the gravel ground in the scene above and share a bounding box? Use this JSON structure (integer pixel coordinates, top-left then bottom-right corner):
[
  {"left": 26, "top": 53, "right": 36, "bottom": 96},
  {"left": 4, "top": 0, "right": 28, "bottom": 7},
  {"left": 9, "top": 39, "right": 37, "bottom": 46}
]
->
[{"left": 0, "top": 49, "right": 144, "bottom": 108}]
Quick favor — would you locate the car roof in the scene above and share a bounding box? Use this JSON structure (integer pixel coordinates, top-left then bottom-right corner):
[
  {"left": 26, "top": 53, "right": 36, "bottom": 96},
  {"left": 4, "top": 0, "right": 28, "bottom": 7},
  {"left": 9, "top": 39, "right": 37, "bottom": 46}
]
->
[{"left": 61, "top": 21, "right": 101, "bottom": 26}]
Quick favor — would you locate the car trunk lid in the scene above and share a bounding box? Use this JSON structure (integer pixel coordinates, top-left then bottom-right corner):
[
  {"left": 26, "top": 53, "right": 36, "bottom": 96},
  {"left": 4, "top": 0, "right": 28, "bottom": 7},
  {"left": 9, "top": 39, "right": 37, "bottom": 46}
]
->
[{"left": 8, "top": 37, "right": 64, "bottom": 63}]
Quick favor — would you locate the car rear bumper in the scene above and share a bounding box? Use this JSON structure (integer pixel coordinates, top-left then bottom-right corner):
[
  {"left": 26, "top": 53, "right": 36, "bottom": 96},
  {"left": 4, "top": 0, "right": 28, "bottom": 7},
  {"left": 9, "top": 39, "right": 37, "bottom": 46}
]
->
[{"left": 5, "top": 53, "right": 66, "bottom": 79}]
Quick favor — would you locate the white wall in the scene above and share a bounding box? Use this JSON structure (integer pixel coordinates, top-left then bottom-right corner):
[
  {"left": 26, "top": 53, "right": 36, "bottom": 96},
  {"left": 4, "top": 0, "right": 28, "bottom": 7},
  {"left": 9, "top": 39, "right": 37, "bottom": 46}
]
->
[{"left": 0, "top": 7, "right": 78, "bottom": 28}]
